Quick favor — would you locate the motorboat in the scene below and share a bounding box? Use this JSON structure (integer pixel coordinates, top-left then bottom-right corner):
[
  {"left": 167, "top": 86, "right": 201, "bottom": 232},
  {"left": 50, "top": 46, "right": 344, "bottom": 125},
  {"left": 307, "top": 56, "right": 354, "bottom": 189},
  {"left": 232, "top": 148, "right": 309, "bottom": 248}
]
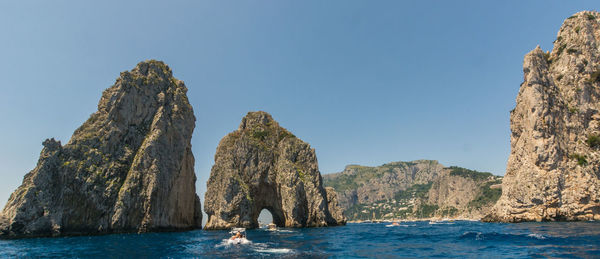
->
[{"left": 228, "top": 228, "right": 250, "bottom": 245}]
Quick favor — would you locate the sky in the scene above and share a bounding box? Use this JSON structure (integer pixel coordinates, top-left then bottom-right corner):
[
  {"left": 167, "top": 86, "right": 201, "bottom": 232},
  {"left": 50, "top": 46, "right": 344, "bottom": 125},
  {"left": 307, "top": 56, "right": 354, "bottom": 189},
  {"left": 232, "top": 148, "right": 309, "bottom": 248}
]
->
[{"left": 0, "top": 1, "right": 598, "bottom": 213}]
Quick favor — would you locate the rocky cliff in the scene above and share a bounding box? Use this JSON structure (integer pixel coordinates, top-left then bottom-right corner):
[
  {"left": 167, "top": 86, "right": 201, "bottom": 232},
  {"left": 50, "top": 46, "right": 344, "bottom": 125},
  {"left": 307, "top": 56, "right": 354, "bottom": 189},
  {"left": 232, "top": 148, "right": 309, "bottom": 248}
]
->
[
  {"left": 0, "top": 60, "right": 202, "bottom": 238},
  {"left": 203, "top": 111, "right": 346, "bottom": 230},
  {"left": 323, "top": 161, "right": 502, "bottom": 220},
  {"left": 484, "top": 11, "right": 600, "bottom": 222},
  {"left": 323, "top": 160, "right": 444, "bottom": 210}
]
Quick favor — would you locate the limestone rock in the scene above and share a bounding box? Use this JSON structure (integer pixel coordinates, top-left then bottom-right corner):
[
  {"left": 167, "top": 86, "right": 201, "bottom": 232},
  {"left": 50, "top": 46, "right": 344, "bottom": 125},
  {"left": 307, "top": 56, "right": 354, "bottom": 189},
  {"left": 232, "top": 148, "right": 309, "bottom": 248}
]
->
[
  {"left": 0, "top": 60, "right": 202, "bottom": 238},
  {"left": 484, "top": 11, "right": 600, "bottom": 222},
  {"left": 203, "top": 111, "right": 345, "bottom": 229},
  {"left": 427, "top": 171, "right": 500, "bottom": 219},
  {"left": 324, "top": 161, "right": 502, "bottom": 220},
  {"left": 323, "top": 160, "right": 444, "bottom": 210},
  {"left": 325, "top": 187, "right": 347, "bottom": 224}
]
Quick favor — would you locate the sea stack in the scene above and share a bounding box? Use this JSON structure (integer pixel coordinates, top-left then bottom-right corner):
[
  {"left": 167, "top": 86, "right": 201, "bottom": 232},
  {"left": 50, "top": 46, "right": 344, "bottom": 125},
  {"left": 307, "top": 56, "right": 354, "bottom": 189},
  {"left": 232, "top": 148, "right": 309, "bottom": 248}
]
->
[
  {"left": 0, "top": 60, "right": 202, "bottom": 238},
  {"left": 203, "top": 111, "right": 346, "bottom": 230},
  {"left": 484, "top": 11, "right": 600, "bottom": 222}
]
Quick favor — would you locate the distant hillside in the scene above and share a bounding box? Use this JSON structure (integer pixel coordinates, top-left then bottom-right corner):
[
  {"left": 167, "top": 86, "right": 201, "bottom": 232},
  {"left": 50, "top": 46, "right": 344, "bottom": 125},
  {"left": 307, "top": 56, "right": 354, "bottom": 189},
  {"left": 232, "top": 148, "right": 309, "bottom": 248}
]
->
[{"left": 323, "top": 160, "right": 502, "bottom": 221}]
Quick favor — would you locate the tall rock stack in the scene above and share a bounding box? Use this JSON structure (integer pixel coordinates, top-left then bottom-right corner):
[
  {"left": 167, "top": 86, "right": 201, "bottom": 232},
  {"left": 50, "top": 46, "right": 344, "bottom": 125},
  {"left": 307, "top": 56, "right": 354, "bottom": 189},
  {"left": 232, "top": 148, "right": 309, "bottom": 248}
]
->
[
  {"left": 204, "top": 111, "right": 346, "bottom": 230},
  {"left": 0, "top": 60, "right": 202, "bottom": 238},
  {"left": 485, "top": 11, "right": 600, "bottom": 222}
]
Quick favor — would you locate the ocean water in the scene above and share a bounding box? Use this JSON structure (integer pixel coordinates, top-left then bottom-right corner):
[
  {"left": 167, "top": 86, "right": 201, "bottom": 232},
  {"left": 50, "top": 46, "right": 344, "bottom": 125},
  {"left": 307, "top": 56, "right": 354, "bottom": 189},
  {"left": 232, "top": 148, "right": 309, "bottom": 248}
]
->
[{"left": 1, "top": 221, "right": 599, "bottom": 258}]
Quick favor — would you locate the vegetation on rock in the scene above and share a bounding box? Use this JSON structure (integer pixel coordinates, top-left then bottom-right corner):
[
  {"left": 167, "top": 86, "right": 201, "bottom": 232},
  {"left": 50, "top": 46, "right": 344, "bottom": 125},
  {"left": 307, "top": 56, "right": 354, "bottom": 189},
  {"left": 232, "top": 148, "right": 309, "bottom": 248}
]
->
[
  {"left": 1, "top": 60, "right": 202, "bottom": 238},
  {"left": 485, "top": 11, "right": 600, "bottom": 222},
  {"left": 204, "top": 111, "right": 345, "bottom": 230},
  {"left": 324, "top": 160, "right": 502, "bottom": 221}
]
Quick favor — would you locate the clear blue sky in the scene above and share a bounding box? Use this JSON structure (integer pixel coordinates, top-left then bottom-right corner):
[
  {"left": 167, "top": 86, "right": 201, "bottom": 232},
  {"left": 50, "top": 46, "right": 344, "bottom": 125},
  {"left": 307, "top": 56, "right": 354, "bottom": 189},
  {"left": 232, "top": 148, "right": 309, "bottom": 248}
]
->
[{"left": 0, "top": 1, "right": 598, "bottom": 208}]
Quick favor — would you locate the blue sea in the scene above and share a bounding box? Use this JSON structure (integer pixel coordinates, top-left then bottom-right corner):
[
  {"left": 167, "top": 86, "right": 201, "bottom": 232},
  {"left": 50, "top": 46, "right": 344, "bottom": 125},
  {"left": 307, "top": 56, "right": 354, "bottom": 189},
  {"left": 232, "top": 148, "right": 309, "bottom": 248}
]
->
[{"left": 1, "top": 221, "right": 599, "bottom": 258}]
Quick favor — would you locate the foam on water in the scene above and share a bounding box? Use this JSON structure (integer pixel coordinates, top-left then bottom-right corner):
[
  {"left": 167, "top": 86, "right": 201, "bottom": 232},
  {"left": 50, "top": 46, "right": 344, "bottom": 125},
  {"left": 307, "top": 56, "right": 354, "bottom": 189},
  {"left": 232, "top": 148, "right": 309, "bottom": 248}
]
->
[
  {"left": 275, "top": 229, "right": 296, "bottom": 233},
  {"left": 254, "top": 247, "right": 293, "bottom": 254},
  {"left": 215, "top": 238, "right": 252, "bottom": 248},
  {"left": 386, "top": 224, "right": 415, "bottom": 227},
  {"left": 527, "top": 233, "right": 547, "bottom": 240}
]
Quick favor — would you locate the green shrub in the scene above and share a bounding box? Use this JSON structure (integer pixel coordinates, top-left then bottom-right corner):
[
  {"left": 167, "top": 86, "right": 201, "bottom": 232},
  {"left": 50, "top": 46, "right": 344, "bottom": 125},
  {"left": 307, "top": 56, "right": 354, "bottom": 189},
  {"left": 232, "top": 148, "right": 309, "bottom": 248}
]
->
[
  {"left": 324, "top": 172, "right": 359, "bottom": 192},
  {"left": 569, "top": 106, "right": 578, "bottom": 114},
  {"left": 556, "top": 44, "right": 567, "bottom": 56},
  {"left": 278, "top": 130, "right": 295, "bottom": 142},
  {"left": 448, "top": 166, "right": 493, "bottom": 181},
  {"left": 543, "top": 52, "right": 551, "bottom": 63},
  {"left": 586, "top": 135, "right": 600, "bottom": 149},
  {"left": 575, "top": 26, "right": 581, "bottom": 33},
  {"left": 588, "top": 14, "right": 596, "bottom": 20},
  {"left": 569, "top": 153, "right": 588, "bottom": 166},
  {"left": 394, "top": 183, "right": 433, "bottom": 200},
  {"left": 414, "top": 204, "right": 439, "bottom": 218},
  {"left": 468, "top": 181, "right": 502, "bottom": 209},
  {"left": 567, "top": 48, "right": 578, "bottom": 54},
  {"left": 589, "top": 69, "right": 600, "bottom": 83},
  {"left": 567, "top": 15, "right": 577, "bottom": 19},
  {"left": 297, "top": 170, "right": 306, "bottom": 181},
  {"left": 439, "top": 206, "right": 458, "bottom": 217},
  {"left": 252, "top": 130, "right": 268, "bottom": 140}
]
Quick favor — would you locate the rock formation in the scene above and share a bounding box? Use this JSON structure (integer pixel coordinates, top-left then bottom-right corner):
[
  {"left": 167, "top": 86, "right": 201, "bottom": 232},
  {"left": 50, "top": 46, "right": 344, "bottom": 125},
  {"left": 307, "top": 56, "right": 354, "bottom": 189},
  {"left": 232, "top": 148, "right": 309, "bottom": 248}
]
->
[
  {"left": 324, "top": 160, "right": 444, "bottom": 209},
  {"left": 324, "top": 187, "right": 346, "bottom": 224},
  {"left": 0, "top": 60, "right": 202, "bottom": 238},
  {"left": 323, "top": 161, "right": 502, "bottom": 220},
  {"left": 484, "top": 11, "right": 600, "bottom": 222},
  {"left": 203, "top": 111, "right": 346, "bottom": 229}
]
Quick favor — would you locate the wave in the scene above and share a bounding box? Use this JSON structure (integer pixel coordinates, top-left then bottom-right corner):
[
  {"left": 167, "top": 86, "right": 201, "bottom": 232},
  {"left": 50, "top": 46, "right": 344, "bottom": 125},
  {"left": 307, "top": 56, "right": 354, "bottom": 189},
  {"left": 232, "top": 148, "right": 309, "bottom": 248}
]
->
[
  {"left": 385, "top": 224, "right": 416, "bottom": 227},
  {"left": 251, "top": 242, "right": 294, "bottom": 254},
  {"left": 215, "top": 238, "right": 252, "bottom": 248},
  {"left": 460, "top": 231, "right": 549, "bottom": 241},
  {"left": 527, "top": 233, "right": 547, "bottom": 240},
  {"left": 254, "top": 248, "right": 293, "bottom": 254},
  {"left": 429, "top": 222, "right": 455, "bottom": 225},
  {"left": 276, "top": 229, "right": 296, "bottom": 233}
]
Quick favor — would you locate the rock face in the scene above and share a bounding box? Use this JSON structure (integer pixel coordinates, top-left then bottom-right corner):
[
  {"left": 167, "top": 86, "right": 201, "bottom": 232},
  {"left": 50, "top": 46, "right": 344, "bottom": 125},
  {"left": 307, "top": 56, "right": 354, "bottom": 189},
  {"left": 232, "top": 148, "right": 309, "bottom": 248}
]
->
[
  {"left": 324, "top": 187, "right": 346, "bottom": 224},
  {"left": 204, "top": 111, "right": 346, "bottom": 230},
  {"left": 323, "top": 161, "right": 502, "bottom": 220},
  {"left": 484, "top": 11, "right": 600, "bottom": 222},
  {"left": 0, "top": 60, "right": 202, "bottom": 238},
  {"left": 324, "top": 160, "right": 444, "bottom": 210}
]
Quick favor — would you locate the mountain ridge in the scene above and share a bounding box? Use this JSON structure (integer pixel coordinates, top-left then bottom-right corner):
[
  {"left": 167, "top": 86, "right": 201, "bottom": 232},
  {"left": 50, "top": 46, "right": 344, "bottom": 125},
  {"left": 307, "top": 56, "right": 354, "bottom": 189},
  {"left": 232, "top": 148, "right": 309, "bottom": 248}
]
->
[{"left": 323, "top": 160, "right": 502, "bottom": 221}]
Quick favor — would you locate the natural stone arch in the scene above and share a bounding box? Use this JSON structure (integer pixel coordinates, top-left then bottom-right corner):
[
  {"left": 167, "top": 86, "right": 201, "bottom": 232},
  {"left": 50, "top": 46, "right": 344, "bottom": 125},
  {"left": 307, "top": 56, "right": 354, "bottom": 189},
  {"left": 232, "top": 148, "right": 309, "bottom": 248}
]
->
[
  {"left": 256, "top": 207, "right": 283, "bottom": 227},
  {"left": 240, "top": 175, "right": 286, "bottom": 228},
  {"left": 203, "top": 111, "right": 346, "bottom": 230}
]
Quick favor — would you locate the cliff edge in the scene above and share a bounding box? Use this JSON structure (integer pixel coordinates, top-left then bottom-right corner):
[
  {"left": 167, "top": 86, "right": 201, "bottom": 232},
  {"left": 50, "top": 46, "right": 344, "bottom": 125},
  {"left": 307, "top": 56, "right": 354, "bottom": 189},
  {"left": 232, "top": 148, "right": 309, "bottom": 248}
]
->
[
  {"left": 484, "top": 11, "right": 600, "bottom": 222},
  {"left": 0, "top": 60, "right": 202, "bottom": 238}
]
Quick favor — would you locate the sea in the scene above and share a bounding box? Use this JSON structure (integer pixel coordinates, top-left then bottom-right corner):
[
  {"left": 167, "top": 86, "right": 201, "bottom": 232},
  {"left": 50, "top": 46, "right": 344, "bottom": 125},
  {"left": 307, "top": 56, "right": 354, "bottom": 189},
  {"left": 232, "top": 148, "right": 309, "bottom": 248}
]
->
[{"left": 1, "top": 221, "right": 599, "bottom": 258}]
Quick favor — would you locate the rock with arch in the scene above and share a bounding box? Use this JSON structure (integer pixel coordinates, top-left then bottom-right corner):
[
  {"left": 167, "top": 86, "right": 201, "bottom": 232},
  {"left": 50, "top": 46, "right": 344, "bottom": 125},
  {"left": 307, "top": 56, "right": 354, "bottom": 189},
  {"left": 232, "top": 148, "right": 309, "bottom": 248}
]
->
[{"left": 204, "top": 111, "right": 346, "bottom": 230}]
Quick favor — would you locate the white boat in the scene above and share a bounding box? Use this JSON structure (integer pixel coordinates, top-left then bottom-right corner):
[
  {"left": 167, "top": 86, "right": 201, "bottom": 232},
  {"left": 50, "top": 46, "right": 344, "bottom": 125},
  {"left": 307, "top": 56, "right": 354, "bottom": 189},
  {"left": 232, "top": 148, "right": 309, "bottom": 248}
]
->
[
  {"left": 227, "top": 228, "right": 250, "bottom": 245},
  {"left": 385, "top": 222, "right": 402, "bottom": 227},
  {"left": 227, "top": 237, "right": 250, "bottom": 245}
]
